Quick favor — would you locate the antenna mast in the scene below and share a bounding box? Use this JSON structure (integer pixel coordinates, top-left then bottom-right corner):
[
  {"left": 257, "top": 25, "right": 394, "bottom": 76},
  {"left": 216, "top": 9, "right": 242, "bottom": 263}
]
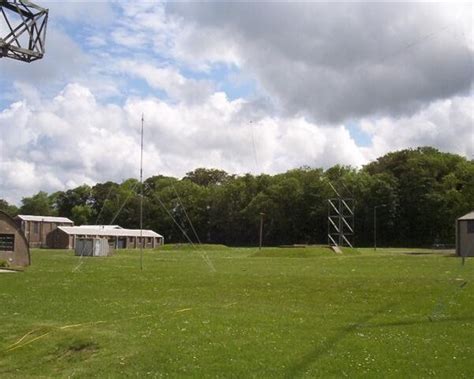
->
[
  {"left": 0, "top": 0, "right": 49, "bottom": 62},
  {"left": 327, "top": 180, "right": 355, "bottom": 249},
  {"left": 139, "top": 114, "right": 144, "bottom": 270}
]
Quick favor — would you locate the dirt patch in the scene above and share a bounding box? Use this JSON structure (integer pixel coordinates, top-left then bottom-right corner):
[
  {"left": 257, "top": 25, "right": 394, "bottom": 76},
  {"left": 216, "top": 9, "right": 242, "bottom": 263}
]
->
[{"left": 57, "top": 340, "right": 99, "bottom": 361}]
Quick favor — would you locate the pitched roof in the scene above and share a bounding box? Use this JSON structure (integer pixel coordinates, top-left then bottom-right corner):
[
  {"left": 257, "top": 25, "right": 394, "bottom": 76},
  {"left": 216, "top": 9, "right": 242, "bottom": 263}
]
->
[
  {"left": 16, "top": 215, "right": 73, "bottom": 223},
  {"left": 58, "top": 226, "right": 163, "bottom": 238},
  {"left": 458, "top": 211, "right": 474, "bottom": 221}
]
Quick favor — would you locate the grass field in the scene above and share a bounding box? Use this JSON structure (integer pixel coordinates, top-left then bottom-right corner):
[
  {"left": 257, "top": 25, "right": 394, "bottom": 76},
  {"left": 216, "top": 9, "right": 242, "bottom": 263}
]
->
[{"left": 1, "top": 246, "right": 473, "bottom": 378}]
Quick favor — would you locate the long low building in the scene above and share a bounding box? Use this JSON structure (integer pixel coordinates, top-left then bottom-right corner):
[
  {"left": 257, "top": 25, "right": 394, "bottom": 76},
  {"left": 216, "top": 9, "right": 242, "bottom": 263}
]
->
[{"left": 51, "top": 225, "right": 164, "bottom": 250}]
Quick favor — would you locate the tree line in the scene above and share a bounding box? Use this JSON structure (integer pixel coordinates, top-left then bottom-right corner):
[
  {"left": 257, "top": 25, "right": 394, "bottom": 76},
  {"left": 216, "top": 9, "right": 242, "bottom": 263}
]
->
[{"left": 1, "top": 147, "right": 473, "bottom": 247}]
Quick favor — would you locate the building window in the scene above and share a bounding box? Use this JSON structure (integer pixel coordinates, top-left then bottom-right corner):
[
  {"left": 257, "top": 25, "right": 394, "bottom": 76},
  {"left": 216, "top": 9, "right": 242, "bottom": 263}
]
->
[
  {"left": 468, "top": 220, "right": 474, "bottom": 234},
  {"left": 0, "top": 234, "right": 15, "bottom": 251},
  {"left": 33, "top": 222, "right": 39, "bottom": 234}
]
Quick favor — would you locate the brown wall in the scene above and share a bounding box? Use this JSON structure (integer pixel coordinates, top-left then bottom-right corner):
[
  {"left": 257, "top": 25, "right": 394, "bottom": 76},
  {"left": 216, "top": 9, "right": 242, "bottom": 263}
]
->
[
  {"left": 113, "top": 236, "right": 163, "bottom": 249},
  {"left": 19, "top": 220, "right": 73, "bottom": 248},
  {"left": 127, "top": 237, "right": 161, "bottom": 249},
  {"left": 457, "top": 220, "right": 474, "bottom": 257},
  {"left": 0, "top": 212, "right": 30, "bottom": 267},
  {"left": 49, "top": 229, "right": 73, "bottom": 249}
]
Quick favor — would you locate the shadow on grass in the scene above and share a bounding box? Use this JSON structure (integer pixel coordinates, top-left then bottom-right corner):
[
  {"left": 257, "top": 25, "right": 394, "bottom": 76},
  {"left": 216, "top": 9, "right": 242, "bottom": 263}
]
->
[
  {"left": 360, "top": 315, "right": 474, "bottom": 328},
  {"left": 284, "top": 303, "right": 395, "bottom": 378},
  {"left": 285, "top": 306, "right": 474, "bottom": 378}
]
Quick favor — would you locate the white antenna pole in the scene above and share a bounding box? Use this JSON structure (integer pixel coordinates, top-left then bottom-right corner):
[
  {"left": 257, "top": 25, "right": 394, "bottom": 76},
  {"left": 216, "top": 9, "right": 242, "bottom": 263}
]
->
[{"left": 140, "top": 113, "right": 144, "bottom": 270}]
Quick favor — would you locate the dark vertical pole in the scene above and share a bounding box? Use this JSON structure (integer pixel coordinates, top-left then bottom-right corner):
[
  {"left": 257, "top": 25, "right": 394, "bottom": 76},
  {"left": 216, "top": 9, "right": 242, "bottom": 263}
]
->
[
  {"left": 327, "top": 200, "right": 330, "bottom": 246},
  {"left": 374, "top": 204, "right": 386, "bottom": 251},
  {"left": 259, "top": 213, "right": 265, "bottom": 251},
  {"left": 339, "top": 199, "right": 343, "bottom": 246},
  {"left": 140, "top": 114, "right": 144, "bottom": 270},
  {"left": 374, "top": 206, "right": 377, "bottom": 251},
  {"left": 40, "top": 219, "right": 44, "bottom": 248}
]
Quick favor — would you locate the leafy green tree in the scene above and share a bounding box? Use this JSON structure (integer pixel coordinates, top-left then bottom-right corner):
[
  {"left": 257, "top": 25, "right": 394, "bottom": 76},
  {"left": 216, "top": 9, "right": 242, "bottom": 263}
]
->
[
  {"left": 20, "top": 191, "right": 56, "bottom": 216},
  {"left": 9, "top": 148, "right": 473, "bottom": 247},
  {"left": 90, "top": 181, "right": 120, "bottom": 225},
  {"left": 363, "top": 147, "right": 473, "bottom": 246},
  {"left": 0, "top": 199, "right": 19, "bottom": 217},
  {"left": 184, "top": 168, "right": 232, "bottom": 187},
  {"left": 71, "top": 204, "right": 93, "bottom": 225},
  {"left": 54, "top": 185, "right": 92, "bottom": 219}
]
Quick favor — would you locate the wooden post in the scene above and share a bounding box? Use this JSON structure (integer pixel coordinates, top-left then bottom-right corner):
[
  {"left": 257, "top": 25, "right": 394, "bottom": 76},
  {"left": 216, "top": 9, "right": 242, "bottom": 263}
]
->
[{"left": 259, "top": 213, "right": 265, "bottom": 251}]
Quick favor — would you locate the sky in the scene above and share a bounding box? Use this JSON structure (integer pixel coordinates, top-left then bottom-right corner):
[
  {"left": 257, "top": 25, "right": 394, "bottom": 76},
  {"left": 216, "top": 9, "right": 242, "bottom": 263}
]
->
[{"left": 0, "top": 1, "right": 473, "bottom": 204}]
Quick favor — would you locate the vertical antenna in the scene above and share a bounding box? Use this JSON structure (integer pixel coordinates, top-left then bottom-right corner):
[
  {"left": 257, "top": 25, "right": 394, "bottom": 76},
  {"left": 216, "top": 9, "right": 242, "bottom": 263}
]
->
[{"left": 140, "top": 113, "right": 144, "bottom": 270}]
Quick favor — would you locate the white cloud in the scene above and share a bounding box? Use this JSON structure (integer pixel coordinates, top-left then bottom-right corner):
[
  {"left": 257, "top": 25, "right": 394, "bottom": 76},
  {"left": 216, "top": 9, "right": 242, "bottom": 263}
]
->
[
  {"left": 1, "top": 80, "right": 472, "bottom": 205},
  {"left": 360, "top": 96, "right": 474, "bottom": 161},
  {"left": 170, "top": 23, "right": 241, "bottom": 71},
  {"left": 0, "top": 83, "right": 366, "bottom": 204},
  {"left": 45, "top": 1, "right": 116, "bottom": 26},
  {"left": 117, "top": 60, "right": 214, "bottom": 103},
  {"left": 110, "top": 3, "right": 179, "bottom": 54}
]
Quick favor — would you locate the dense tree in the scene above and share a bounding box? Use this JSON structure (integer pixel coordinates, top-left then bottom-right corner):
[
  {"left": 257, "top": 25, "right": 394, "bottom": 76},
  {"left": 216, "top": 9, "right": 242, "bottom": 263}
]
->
[
  {"left": 184, "top": 168, "right": 232, "bottom": 187},
  {"left": 362, "top": 147, "right": 474, "bottom": 246},
  {"left": 0, "top": 199, "right": 19, "bottom": 216},
  {"left": 54, "top": 185, "right": 92, "bottom": 219},
  {"left": 20, "top": 191, "right": 56, "bottom": 216},
  {"left": 19, "top": 148, "right": 473, "bottom": 247},
  {"left": 70, "top": 204, "right": 94, "bottom": 225}
]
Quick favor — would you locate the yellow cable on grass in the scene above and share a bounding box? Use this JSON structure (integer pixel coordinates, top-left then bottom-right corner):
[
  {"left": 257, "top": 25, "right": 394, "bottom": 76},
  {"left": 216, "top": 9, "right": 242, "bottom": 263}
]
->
[
  {"left": 5, "top": 310, "right": 190, "bottom": 353},
  {"left": 7, "top": 328, "right": 43, "bottom": 349},
  {"left": 6, "top": 332, "right": 52, "bottom": 352},
  {"left": 175, "top": 308, "right": 192, "bottom": 313}
]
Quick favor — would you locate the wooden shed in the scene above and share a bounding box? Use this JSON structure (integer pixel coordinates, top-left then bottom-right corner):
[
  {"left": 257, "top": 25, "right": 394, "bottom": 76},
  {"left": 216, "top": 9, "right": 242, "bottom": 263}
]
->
[
  {"left": 0, "top": 211, "right": 30, "bottom": 268},
  {"left": 456, "top": 211, "right": 474, "bottom": 257}
]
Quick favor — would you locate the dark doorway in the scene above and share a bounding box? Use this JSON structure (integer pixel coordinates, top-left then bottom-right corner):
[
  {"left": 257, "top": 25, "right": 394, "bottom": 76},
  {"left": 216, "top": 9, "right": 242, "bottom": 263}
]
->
[{"left": 117, "top": 237, "right": 127, "bottom": 249}]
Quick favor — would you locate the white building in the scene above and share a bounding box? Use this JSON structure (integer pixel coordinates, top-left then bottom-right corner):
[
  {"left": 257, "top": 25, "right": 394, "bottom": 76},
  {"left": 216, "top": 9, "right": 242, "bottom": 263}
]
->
[{"left": 52, "top": 225, "right": 164, "bottom": 250}]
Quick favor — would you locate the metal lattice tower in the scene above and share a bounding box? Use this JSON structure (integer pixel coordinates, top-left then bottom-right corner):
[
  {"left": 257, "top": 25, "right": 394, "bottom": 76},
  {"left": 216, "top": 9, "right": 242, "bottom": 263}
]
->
[
  {"left": 0, "top": 0, "right": 48, "bottom": 63},
  {"left": 327, "top": 182, "right": 354, "bottom": 248}
]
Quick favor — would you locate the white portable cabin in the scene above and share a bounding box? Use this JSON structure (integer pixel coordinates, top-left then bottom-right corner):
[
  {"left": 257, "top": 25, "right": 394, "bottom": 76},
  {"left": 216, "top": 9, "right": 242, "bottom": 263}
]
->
[
  {"left": 56, "top": 226, "right": 164, "bottom": 250},
  {"left": 75, "top": 238, "right": 110, "bottom": 257}
]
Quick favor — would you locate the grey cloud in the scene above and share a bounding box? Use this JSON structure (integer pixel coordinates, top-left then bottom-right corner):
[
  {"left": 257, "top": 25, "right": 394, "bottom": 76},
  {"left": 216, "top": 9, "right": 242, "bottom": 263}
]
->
[
  {"left": 44, "top": 1, "right": 116, "bottom": 26},
  {"left": 168, "top": 3, "right": 473, "bottom": 123},
  {"left": 1, "top": 25, "right": 89, "bottom": 86}
]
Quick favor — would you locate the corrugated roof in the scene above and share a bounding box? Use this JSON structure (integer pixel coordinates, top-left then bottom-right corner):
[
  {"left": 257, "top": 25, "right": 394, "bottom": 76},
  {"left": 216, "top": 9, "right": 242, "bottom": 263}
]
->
[
  {"left": 58, "top": 226, "right": 163, "bottom": 238},
  {"left": 458, "top": 211, "right": 474, "bottom": 221},
  {"left": 16, "top": 215, "right": 73, "bottom": 223},
  {"left": 78, "top": 225, "right": 122, "bottom": 229}
]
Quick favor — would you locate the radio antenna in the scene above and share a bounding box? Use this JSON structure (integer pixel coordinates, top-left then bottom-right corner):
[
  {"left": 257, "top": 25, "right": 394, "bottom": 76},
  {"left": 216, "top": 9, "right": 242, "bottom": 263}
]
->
[{"left": 139, "top": 114, "right": 144, "bottom": 270}]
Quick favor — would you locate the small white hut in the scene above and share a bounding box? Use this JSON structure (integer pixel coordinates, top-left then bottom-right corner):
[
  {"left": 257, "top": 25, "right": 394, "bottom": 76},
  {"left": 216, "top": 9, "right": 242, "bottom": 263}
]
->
[{"left": 75, "top": 238, "right": 110, "bottom": 257}]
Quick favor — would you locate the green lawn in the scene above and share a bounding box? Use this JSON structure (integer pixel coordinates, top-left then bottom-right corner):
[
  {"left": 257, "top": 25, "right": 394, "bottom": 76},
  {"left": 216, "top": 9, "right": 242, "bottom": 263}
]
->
[{"left": 1, "top": 246, "right": 473, "bottom": 378}]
